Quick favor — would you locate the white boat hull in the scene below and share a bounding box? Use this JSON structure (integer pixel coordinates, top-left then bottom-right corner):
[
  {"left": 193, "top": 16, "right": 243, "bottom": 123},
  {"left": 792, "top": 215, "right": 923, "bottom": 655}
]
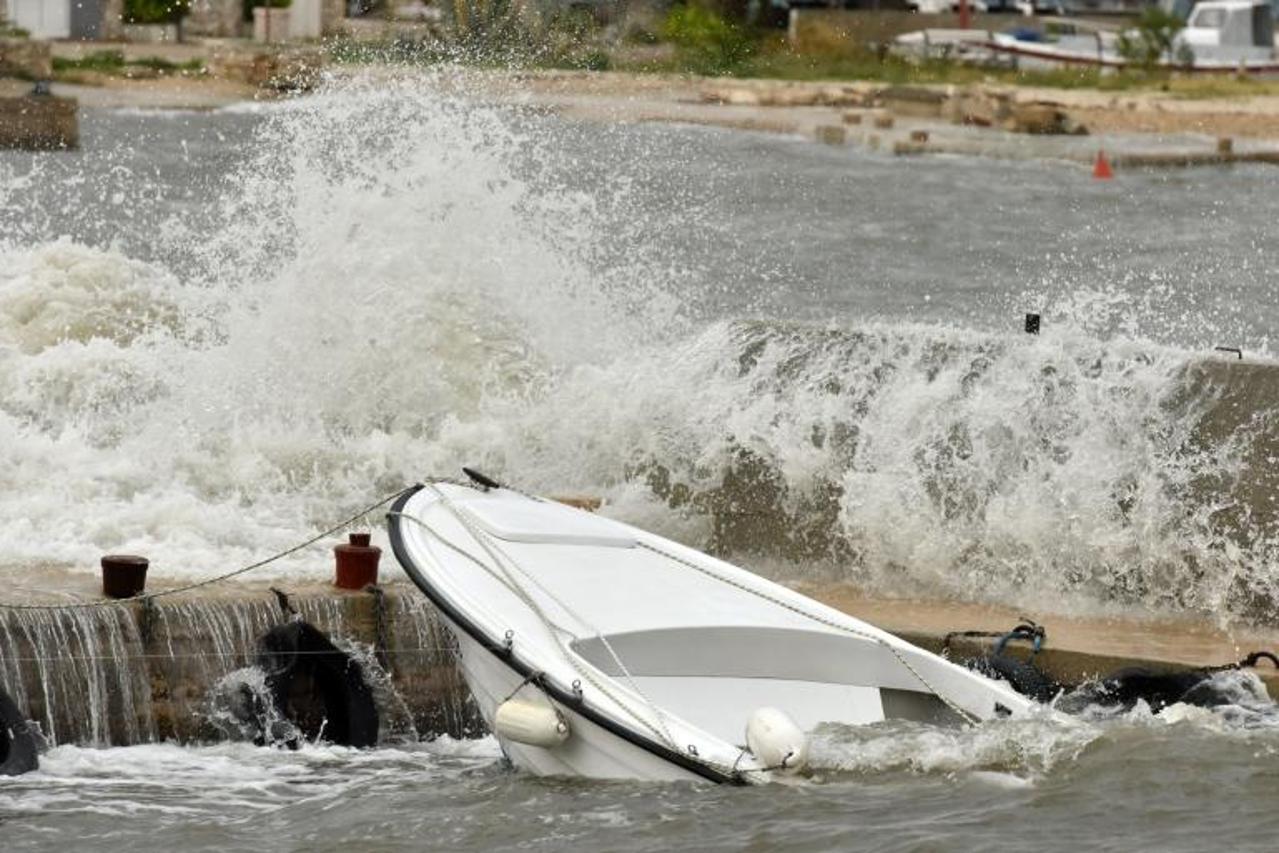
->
[
  {"left": 389, "top": 479, "right": 1041, "bottom": 784},
  {"left": 449, "top": 618, "right": 711, "bottom": 783}
]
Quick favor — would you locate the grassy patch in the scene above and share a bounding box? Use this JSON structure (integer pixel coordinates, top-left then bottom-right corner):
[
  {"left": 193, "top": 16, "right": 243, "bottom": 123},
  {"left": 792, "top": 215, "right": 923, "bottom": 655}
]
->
[
  {"left": 53, "top": 50, "right": 127, "bottom": 73},
  {"left": 615, "top": 34, "right": 1279, "bottom": 98},
  {"left": 52, "top": 50, "right": 205, "bottom": 77}
]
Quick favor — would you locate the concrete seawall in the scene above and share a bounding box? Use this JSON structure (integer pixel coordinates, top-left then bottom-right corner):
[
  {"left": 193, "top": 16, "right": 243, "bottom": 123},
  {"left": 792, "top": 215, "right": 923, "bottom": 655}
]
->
[
  {"left": 0, "top": 581, "right": 480, "bottom": 746},
  {"left": 4, "top": 577, "right": 1277, "bottom": 750},
  {"left": 0, "top": 92, "right": 78, "bottom": 150},
  {"left": 2, "top": 354, "right": 1278, "bottom": 744},
  {"left": 687, "top": 354, "right": 1279, "bottom": 571}
]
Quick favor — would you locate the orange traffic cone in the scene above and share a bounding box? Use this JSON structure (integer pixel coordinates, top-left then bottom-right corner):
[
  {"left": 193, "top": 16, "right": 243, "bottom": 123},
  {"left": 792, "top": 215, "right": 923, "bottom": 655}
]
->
[{"left": 1092, "top": 150, "right": 1114, "bottom": 180}]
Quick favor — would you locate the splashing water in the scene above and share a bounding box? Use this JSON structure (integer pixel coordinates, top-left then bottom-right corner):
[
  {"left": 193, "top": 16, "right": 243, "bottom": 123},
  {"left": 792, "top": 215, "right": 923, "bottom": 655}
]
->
[{"left": 1, "top": 71, "right": 1278, "bottom": 623}]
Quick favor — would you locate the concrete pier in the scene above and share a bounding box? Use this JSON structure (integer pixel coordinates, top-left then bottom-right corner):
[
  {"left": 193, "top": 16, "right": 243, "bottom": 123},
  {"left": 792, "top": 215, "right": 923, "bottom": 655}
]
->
[
  {"left": 1, "top": 353, "right": 1277, "bottom": 744},
  {"left": 808, "top": 585, "right": 1279, "bottom": 697},
  {"left": 0, "top": 579, "right": 480, "bottom": 746},
  {"left": 3, "top": 570, "right": 1278, "bottom": 750}
]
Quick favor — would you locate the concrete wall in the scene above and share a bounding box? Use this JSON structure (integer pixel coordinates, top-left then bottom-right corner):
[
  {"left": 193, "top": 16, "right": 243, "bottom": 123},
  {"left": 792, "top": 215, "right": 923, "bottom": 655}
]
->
[
  {"left": 0, "top": 36, "right": 52, "bottom": 78},
  {"left": 120, "top": 21, "right": 179, "bottom": 40},
  {"left": 207, "top": 42, "right": 326, "bottom": 88},
  {"left": 100, "top": 0, "right": 123, "bottom": 39},
  {"left": 1173, "top": 360, "right": 1279, "bottom": 569},
  {"left": 7, "top": 0, "right": 70, "bottom": 38},
  {"left": 0, "top": 586, "right": 481, "bottom": 747},
  {"left": 0, "top": 93, "right": 77, "bottom": 149},
  {"left": 252, "top": 5, "right": 288, "bottom": 40},
  {"left": 289, "top": 0, "right": 322, "bottom": 39},
  {"left": 185, "top": 0, "right": 242, "bottom": 37},
  {"left": 321, "top": 0, "right": 342, "bottom": 33}
]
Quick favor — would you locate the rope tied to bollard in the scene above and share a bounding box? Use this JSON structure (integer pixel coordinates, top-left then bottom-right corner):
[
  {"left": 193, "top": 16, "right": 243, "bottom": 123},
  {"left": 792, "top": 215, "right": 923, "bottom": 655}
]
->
[{"left": 0, "top": 484, "right": 428, "bottom": 612}]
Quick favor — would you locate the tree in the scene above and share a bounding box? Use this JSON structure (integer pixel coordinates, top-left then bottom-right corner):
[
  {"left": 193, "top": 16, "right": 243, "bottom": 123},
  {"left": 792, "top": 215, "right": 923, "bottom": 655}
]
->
[
  {"left": 123, "top": 0, "right": 190, "bottom": 23},
  {"left": 1117, "top": 8, "right": 1193, "bottom": 69}
]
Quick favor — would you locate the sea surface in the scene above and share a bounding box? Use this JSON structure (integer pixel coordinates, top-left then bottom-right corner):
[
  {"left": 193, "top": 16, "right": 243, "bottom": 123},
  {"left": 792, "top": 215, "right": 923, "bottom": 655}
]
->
[{"left": 3, "top": 71, "right": 1279, "bottom": 849}]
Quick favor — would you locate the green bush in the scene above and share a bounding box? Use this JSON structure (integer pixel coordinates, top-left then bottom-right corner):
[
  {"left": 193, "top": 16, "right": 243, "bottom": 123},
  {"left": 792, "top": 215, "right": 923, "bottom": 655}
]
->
[
  {"left": 123, "top": 0, "right": 189, "bottom": 23},
  {"left": 1117, "top": 8, "right": 1191, "bottom": 68},
  {"left": 661, "top": 3, "right": 753, "bottom": 74}
]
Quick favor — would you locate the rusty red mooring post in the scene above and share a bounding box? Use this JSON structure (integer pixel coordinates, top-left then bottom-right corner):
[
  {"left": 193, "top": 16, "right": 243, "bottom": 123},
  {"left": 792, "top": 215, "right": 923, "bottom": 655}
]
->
[{"left": 334, "top": 532, "right": 381, "bottom": 590}]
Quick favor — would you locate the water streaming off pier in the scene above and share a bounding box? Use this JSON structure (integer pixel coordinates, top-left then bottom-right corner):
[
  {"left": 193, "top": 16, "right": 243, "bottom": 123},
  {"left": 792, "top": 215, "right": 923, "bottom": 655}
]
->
[
  {"left": 4, "top": 72, "right": 1279, "bottom": 849},
  {"left": 0, "top": 590, "right": 476, "bottom": 747}
]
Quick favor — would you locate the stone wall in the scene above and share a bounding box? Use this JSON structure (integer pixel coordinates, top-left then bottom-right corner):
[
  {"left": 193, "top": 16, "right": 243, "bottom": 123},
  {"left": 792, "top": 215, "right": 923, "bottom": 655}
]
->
[
  {"left": 185, "top": 0, "right": 243, "bottom": 37},
  {"left": 0, "top": 94, "right": 77, "bottom": 149},
  {"left": 208, "top": 43, "right": 326, "bottom": 88},
  {"left": 0, "top": 37, "right": 52, "bottom": 79},
  {"left": 101, "top": 0, "right": 125, "bottom": 39},
  {"left": 322, "top": 0, "right": 344, "bottom": 33}
]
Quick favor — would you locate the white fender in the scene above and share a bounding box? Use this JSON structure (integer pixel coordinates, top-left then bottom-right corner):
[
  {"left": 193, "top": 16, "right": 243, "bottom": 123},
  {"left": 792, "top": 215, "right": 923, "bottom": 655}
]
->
[
  {"left": 494, "top": 697, "right": 570, "bottom": 748},
  {"left": 745, "top": 707, "right": 808, "bottom": 774}
]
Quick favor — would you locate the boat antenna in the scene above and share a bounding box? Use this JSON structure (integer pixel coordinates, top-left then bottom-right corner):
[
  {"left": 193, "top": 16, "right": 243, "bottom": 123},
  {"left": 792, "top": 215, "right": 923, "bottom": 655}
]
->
[{"left": 462, "top": 467, "right": 504, "bottom": 491}]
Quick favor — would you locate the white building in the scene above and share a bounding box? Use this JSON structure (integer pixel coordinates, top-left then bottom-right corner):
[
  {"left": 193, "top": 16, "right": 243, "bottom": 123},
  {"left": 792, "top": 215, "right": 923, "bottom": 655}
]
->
[
  {"left": 2, "top": 0, "right": 116, "bottom": 38},
  {"left": 2, "top": 0, "right": 333, "bottom": 39}
]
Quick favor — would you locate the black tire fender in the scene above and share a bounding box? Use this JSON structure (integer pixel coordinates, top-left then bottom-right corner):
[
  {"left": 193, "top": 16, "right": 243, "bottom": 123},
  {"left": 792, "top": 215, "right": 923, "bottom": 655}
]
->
[
  {"left": 962, "top": 654, "right": 1062, "bottom": 704},
  {"left": 257, "top": 621, "right": 379, "bottom": 748},
  {"left": 0, "top": 683, "right": 39, "bottom": 776}
]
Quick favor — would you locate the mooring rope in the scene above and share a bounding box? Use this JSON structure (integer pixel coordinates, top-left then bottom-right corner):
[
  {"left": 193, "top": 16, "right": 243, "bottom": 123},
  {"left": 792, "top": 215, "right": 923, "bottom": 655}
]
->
[{"left": 0, "top": 485, "right": 425, "bottom": 612}]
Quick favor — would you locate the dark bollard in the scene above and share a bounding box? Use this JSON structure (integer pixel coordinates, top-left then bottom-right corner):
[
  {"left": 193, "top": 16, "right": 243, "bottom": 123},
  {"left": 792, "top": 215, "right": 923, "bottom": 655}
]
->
[
  {"left": 101, "top": 555, "right": 149, "bottom": 599},
  {"left": 1025, "top": 313, "right": 1041, "bottom": 335}
]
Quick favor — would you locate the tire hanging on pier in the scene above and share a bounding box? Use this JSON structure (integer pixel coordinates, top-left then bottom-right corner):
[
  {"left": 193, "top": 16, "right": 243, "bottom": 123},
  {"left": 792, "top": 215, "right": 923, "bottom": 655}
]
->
[
  {"left": 256, "top": 621, "right": 379, "bottom": 748},
  {"left": 0, "top": 682, "right": 39, "bottom": 776}
]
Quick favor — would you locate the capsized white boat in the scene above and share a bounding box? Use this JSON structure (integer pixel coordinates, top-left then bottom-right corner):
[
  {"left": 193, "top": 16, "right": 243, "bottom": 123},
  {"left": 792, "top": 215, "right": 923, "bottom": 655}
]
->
[{"left": 388, "top": 475, "right": 1038, "bottom": 784}]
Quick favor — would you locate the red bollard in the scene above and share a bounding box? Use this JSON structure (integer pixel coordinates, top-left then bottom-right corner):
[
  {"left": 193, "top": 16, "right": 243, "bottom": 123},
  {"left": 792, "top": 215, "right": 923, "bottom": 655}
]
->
[
  {"left": 101, "top": 555, "right": 149, "bottom": 599},
  {"left": 334, "top": 532, "right": 381, "bottom": 590}
]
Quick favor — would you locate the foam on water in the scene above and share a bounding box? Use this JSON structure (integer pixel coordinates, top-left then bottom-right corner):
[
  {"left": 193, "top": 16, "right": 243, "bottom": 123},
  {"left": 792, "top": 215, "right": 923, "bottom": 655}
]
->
[
  {"left": 0, "top": 737, "right": 502, "bottom": 823},
  {"left": 5, "top": 691, "right": 1279, "bottom": 852},
  {"left": 1, "top": 72, "right": 1276, "bottom": 621},
  {"left": 809, "top": 675, "right": 1279, "bottom": 786}
]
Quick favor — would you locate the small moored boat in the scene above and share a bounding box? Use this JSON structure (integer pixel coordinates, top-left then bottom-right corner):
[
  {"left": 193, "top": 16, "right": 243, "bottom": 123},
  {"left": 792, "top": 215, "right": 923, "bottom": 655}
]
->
[{"left": 388, "top": 475, "right": 1036, "bottom": 784}]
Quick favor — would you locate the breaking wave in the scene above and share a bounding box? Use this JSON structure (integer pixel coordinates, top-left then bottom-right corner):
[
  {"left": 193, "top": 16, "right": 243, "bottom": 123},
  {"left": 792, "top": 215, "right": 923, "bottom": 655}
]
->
[{"left": 1, "top": 72, "right": 1277, "bottom": 622}]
